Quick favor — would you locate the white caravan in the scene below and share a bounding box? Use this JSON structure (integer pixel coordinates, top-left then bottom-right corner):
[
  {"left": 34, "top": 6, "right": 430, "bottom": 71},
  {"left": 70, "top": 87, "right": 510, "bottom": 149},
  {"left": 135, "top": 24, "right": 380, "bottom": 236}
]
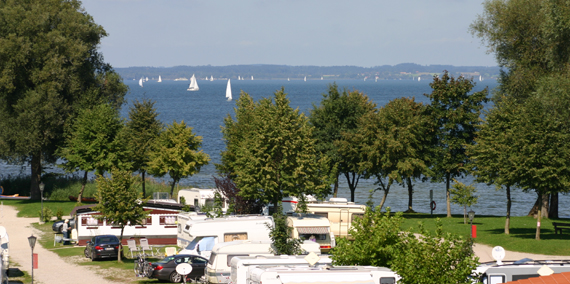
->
[
  {"left": 286, "top": 213, "right": 334, "bottom": 253},
  {"left": 304, "top": 198, "right": 366, "bottom": 239},
  {"left": 247, "top": 265, "right": 399, "bottom": 284},
  {"left": 177, "top": 215, "right": 274, "bottom": 259},
  {"left": 229, "top": 255, "right": 333, "bottom": 284},
  {"left": 206, "top": 240, "right": 321, "bottom": 284},
  {"left": 177, "top": 188, "right": 229, "bottom": 213},
  {"left": 0, "top": 226, "right": 8, "bottom": 283}
]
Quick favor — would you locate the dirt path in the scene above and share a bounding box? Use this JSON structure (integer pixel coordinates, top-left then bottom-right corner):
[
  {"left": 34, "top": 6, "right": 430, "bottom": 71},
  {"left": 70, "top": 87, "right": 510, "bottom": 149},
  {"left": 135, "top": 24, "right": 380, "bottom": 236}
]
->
[{"left": 0, "top": 204, "right": 118, "bottom": 284}]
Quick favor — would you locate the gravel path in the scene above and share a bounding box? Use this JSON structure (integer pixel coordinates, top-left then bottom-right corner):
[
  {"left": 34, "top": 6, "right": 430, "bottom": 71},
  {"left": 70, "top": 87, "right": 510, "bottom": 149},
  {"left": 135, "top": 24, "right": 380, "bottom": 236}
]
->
[{"left": 0, "top": 204, "right": 117, "bottom": 284}]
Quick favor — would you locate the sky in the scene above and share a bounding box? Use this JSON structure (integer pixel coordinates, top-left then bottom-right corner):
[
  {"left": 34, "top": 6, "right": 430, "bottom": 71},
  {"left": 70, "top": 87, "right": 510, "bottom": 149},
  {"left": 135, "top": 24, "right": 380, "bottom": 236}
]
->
[{"left": 80, "top": 0, "right": 497, "bottom": 68}]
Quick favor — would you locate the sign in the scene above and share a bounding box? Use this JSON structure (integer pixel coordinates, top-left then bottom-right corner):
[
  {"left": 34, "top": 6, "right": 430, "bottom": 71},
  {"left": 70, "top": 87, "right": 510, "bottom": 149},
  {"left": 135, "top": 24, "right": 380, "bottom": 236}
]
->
[
  {"left": 33, "top": 253, "right": 38, "bottom": 269},
  {"left": 176, "top": 263, "right": 192, "bottom": 275}
]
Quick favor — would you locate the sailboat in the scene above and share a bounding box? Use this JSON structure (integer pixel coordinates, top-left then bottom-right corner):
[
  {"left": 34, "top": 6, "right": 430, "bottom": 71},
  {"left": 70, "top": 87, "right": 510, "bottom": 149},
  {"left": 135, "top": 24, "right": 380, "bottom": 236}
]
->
[
  {"left": 187, "top": 74, "right": 199, "bottom": 91},
  {"left": 304, "top": 76, "right": 307, "bottom": 82},
  {"left": 238, "top": 76, "right": 241, "bottom": 80},
  {"left": 251, "top": 75, "right": 254, "bottom": 80},
  {"left": 321, "top": 76, "right": 323, "bottom": 80},
  {"left": 158, "top": 75, "right": 162, "bottom": 83},
  {"left": 145, "top": 77, "right": 149, "bottom": 82},
  {"left": 226, "top": 79, "right": 232, "bottom": 101},
  {"left": 210, "top": 76, "right": 214, "bottom": 81},
  {"left": 418, "top": 77, "right": 421, "bottom": 82},
  {"left": 288, "top": 78, "right": 290, "bottom": 81},
  {"left": 139, "top": 77, "right": 143, "bottom": 87},
  {"left": 479, "top": 75, "right": 482, "bottom": 81}
]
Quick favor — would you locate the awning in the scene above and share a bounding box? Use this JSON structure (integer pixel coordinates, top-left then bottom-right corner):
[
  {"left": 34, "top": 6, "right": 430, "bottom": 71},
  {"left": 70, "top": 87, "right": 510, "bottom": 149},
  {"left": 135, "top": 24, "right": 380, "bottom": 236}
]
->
[{"left": 297, "top": 227, "right": 329, "bottom": 234}]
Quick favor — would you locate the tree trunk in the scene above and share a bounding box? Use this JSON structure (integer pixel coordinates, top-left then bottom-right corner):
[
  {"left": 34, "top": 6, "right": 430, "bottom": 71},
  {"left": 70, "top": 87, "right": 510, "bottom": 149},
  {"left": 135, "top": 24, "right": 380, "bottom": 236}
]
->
[
  {"left": 170, "top": 178, "right": 178, "bottom": 197},
  {"left": 527, "top": 195, "right": 540, "bottom": 216},
  {"left": 333, "top": 176, "right": 339, "bottom": 198},
  {"left": 142, "top": 171, "right": 146, "bottom": 198},
  {"left": 378, "top": 189, "right": 389, "bottom": 211},
  {"left": 77, "top": 171, "right": 88, "bottom": 205},
  {"left": 344, "top": 172, "right": 360, "bottom": 202},
  {"left": 549, "top": 192, "right": 559, "bottom": 219},
  {"left": 505, "top": 185, "right": 511, "bottom": 235},
  {"left": 541, "top": 193, "right": 549, "bottom": 219},
  {"left": 30, "top": 152, "right": 42, "bottom": 200},
  {"left": 118, "top": 226, "right": 125, "bottom": 263},
  {"left": 463, "top": 205, "right": 467, "bottom": 224},
  {"left": 405, "top": 177, "right": 415, "bottom": 213},
  {"left": 535, "top": 193, "right": 542, "bottom": 240},
  {"left": 446, "top": 173, "right": 451, "bottom": 218}
]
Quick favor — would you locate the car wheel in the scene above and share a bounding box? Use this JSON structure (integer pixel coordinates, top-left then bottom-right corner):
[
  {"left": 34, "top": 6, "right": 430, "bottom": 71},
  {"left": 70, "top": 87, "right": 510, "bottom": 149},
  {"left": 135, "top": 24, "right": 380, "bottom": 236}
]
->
[
  {"left": 169, "top": 271, "right": 182, "bottom": 283},
  {"left": 91, "top": 251, "right": 97, "bottom": 261},
  {"left": 84, "top": 248, "right": 89, "bottom": 258}
]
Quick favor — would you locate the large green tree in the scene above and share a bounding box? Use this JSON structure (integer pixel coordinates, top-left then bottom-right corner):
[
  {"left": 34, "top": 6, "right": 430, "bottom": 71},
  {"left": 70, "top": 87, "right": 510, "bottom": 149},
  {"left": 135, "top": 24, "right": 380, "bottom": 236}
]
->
[
  {"left": 58, "top": 103, "right": 129, "bottom": 203},
  {"left": 148, "top": 121, "right": 210, "bottom": 196},
  {"left": 425, "top": 71, "right": 488, "bottom": 217},
  {"left": 219, "top": 89, "right": 331, "bottom": 208},
  {"left": 309, "top": 83, "right": 376, "bottom": 201},
  {"left": 0, "top": 0, "right": 127, "bottom": 199},
  {"left": 125, "top": 99, "right": 163, "bottom": 198},
  {"left": 94, "top": 168, "right": 148, "bottom": 262}
]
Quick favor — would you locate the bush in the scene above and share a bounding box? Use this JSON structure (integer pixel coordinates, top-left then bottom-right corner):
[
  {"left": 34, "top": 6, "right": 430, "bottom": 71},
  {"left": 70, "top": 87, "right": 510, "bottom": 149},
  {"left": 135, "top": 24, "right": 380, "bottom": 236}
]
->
[
  {"left": 56, "top": 208, "right": 64, "bottom": 220},
  {"left": 38, "top": 207, "right": 54, "bottom": 222}
]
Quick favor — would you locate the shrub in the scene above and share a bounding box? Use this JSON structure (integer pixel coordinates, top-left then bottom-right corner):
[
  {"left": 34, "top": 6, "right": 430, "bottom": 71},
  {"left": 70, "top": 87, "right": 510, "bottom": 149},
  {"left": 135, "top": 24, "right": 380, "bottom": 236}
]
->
[{"left": 38, "top": 207, "right": 54, "bottom": 222}]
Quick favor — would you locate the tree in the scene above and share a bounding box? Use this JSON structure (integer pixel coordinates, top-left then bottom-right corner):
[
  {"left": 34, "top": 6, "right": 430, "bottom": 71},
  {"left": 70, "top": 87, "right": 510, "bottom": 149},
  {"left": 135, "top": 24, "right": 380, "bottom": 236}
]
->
[
  {"left": 425, "top": 71, "right": 488, "bottom": 217},
  {"left": 309, "top": 83, "right": 376, "bottom": 201},
  {"left": 218, "top": 89, "right": 331, "bottom": 208},
  {"left": 148, "top": 121, "right": 210, "bottom": 196},
  {"left": 125, "top": 99, "right": 163, "bottom": 198},
  {"left": 392, "top": 221, "right": 479, "bottom": 284},
  {"left": 57, "top": 103, "right": 129, "bottom": 204},
  {"left": 449, "top": 179, "right": 479, "bottom": 224},
  {"left": 93, "top": 168, "right": 148, "bottom": 262},
  {"left": 267, "top": 205, "right": 302, "bottom": 255},
  {"left": 0, "top": 0, "right": 127, "bottom": 199},
  {"left": 213, "top": 175, "right": 262, "bottom": 215}
]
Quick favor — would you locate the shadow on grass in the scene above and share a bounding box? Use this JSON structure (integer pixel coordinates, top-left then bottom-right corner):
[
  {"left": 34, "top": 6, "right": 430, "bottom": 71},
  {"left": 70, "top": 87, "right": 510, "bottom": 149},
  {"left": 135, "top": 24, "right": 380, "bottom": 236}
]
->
[{"left": 7, "top": 268, "right": 24, "bottom": 277}]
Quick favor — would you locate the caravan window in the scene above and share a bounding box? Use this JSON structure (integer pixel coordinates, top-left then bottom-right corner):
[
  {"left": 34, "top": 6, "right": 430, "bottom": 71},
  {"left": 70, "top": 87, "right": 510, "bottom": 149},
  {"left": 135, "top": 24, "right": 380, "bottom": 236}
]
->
[
  {"left": 227, "top": 254, "right": 248, "bottom": 267},
  {"left": 314, "top": 212, "right": 328, "bottom": 218},
  {"left": 380, "top": 277, "right": 396, "bottom": 284},
  {"left": 208, "top": 252, "right": 217, "bottom": 266},
  {"left": 481, "top": 275, "right": 505, "bottom": 284},
  {"left": 299, "top": 233, "right": 327, "bottom": 241},
  {"left": 224, "top": 233, "right": 248, "bottom": 242},
  {"left": 205, "top": 198, "right": 215, "bottom": 207}
]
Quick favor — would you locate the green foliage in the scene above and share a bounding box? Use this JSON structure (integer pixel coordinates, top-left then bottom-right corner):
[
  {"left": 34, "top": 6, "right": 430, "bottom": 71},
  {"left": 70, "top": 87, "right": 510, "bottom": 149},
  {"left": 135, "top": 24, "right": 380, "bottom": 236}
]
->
[
  {"left": 268, "top": 206, "right": 302, "bottom": 255},
  {"left": 450, "top": 179, "right": 479, "bottom": 224},
  {"left": 38, "top": 207, "right": 53, "bottom": 222},
  {"left": 204, "top": 192, "right": 226, "bottom": 218},
  {"left": 179, "top": 196, "right": 186, "bottom": 205},
  {"left": 330, "top": 207, "right": 403, "bottom": 267},
  {"left": 56, "top": 207, "right": 64, "bottom": 221},
  {"left": 148, "top": 120, "right": 210, "bottom": 196},
  {"left": 392, "top": 220, "right": 479, "bottom": 284},
  {"left": 94, "top": 168, "right": 149, "bottom": 262},
  {"left": 0, "top": 0, "right": 127, "bottom": 199},
  {"left": 219, "top": 89, "right": 331, "bottom": 207},
  {"left": 309, "top": 83, "right": 376, "bottom": 200}
]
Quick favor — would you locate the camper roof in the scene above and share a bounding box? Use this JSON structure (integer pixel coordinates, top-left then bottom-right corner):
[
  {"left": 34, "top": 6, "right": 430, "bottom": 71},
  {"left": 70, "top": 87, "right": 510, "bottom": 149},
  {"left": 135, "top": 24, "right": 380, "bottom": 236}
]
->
[{"left": 287, "top": 214, "right": 330, "bottom": 227}]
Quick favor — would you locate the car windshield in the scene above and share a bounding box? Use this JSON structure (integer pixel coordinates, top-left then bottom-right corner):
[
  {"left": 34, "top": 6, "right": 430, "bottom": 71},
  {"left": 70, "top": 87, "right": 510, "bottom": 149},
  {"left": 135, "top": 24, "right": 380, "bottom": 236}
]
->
[
  {"left": 157, "top": 256, "right": 177, "bottom": 264},
  {"left": 97, "top": 236, "right": 119, "bottom": 243}
]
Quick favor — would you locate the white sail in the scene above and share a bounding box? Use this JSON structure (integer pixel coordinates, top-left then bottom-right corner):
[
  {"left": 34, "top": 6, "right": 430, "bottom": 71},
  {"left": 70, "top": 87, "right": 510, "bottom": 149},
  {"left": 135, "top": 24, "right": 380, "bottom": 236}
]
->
[
  {"left": 187, "top": 74, "right": 199, "bottom": 91},
  {"left": 479, "top": 75, "right": 482, "bottom": 81},
  {"left": 145, "top": 77, "right": 149, "bottom": 82},
  {"left": 321, "top": 76, "right": 323, "bottom": 80},
  {"left": 139, "top": 78, "right": 143, "bottom": 87},
  {"left": 288, "top": 78, "right": 290, "bottom": 81},
  {"left": 158, "top": 75, "right": 162, "bottom": 83},
  {"left": 304, "top": 76, "right": 306, "bottom": 82},
  {"left": 210, "top": 76, "right": 214, "bottom": 81},
  {"left": 238, "top": 76, "right": 241, "bottom": 80},
  {"left": 418, "top": 77, "right": 421, "bottom": 82},
  {"left": 251, "top": 75, "right": 254, "bottom": 80},
  {"left": 226, "top": 79, "right": 232, "bottom": 101}
]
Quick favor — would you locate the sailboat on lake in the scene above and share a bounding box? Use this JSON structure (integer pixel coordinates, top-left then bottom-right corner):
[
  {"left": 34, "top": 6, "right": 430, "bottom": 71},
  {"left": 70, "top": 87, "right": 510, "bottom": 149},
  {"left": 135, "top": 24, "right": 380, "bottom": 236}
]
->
[
  {"left": 158, "top": 75, "right": 162, "bottom": 83},
  {"left": 187, "top": 74, "right": 199, "bottom": 91},
  {"left": 139, "top": 77, "right": 143, "bottom": 87},
  {"left": 226, "top": 79, "right": 232, "bottom": 101}
]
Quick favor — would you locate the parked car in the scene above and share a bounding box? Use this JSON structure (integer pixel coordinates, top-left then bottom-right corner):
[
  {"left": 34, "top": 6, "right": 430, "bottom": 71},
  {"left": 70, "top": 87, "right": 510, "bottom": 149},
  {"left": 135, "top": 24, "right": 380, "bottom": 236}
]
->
[
  {"left": 52, "top": 219, "right": 75, "bottom": 233},
  {"left": 83, "top": 235, "right": 120, "bottom": 261},
  {"left": 149, "top": 254, "right": 208, "bottom": 283}
]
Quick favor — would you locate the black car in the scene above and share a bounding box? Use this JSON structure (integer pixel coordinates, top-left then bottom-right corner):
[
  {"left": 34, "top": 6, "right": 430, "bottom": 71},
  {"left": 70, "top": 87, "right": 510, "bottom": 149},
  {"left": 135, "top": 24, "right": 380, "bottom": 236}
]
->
[
  {"left": 83, "top": 235, "right": 120, "bottom": 261},
  {"left": 149, "top": 254, "right": 208, "bottom": 283},
  {"left": 52, "top": 219, "right": 75, "bottom": 233}
]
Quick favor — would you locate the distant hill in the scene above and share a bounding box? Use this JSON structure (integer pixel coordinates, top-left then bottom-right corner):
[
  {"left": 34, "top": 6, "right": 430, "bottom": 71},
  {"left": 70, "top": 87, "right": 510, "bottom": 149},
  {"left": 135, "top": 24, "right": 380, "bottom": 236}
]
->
[{"left": 115, "top": 63, "right": 501, "bottom": 81}]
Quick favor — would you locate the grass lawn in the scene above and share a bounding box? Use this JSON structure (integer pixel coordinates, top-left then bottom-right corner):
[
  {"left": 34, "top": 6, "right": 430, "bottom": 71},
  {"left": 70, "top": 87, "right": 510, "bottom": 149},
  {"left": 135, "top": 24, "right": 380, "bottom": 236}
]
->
[{"left": 401, "top": 213, "right": 570, "bottom": 256}]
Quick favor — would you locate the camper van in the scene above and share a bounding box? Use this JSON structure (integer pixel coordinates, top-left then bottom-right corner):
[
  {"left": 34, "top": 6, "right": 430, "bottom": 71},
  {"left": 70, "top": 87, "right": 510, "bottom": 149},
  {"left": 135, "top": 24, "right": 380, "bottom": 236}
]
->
[
  {"left": 475, "top": 259, "right": 570, "bottom": 283},
  {"left": 206, "top": 240, "right": 321, "bottom": 284},
  {"left": 177, "top": 188, "right": 229, "bottom": 213},
  {"left": 247, "top": 265, "right": 399, "bottom": 284},
  {"left": 229, "top": 255, "right": 333, "bottom": 284},
  {"left": 177, "top": 215, "right": 274, "bottom": 259},
  {"left": 304, "top": 198, "right": 365, "bottom": 239},
  {"left": 286, "top": 213, "right": 334, "bottom": 253}
]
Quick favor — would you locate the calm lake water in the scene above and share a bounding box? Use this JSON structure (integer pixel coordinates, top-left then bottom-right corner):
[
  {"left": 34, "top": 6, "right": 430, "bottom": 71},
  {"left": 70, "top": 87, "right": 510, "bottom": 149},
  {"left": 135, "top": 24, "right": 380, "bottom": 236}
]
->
[{"left": 1, "top": 78, "right": 568, "bottom": 217}]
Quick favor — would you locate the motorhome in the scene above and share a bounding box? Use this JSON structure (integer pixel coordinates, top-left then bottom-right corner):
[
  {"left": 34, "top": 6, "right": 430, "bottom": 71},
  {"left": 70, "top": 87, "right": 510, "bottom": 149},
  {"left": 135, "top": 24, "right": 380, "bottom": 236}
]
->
[
  {"left": 206, "top": 240, "right": 321, "bottom": 284},
  {"left": 286, "top": 213, "right": 334, "bottom": 253},
  {"left": 177, "top": 215, "right": 274, "bottom": 259},
  {"left": 177, "top": 188, "right": 229, "bottom": 212},
  {"left": 73, "top": 201, "right": 184, "bottom": 245},
  {"left": 229, "top": 255, "right": 333, "bottom": 284},
  {"left": 247, "top": 265, "right": 399, "bottom": 284},
  {"left": 0, "top": 226, "right": 8, "bottom": 283},
  {"left": 475, "top": 259, "right": 570, "bottom": 283}
]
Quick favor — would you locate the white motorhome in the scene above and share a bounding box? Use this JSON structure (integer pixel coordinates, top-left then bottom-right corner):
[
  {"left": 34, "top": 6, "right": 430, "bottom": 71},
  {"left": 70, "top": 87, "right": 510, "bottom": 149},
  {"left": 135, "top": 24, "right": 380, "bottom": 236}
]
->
[
  {"left": 206, "top": 240, "right": 321, "bottom": 284},
  {"left": 229, "top": 254, "right": 333, "bottom": 284},
  {"left": 0, "top": 226, "right": 8, "bottom": 283},
  {"left": 247, "top": 265, "right": 399, "bottom": 284},
  {"left": 177, "top": 188, "right": 229, "bottom": 212},
  {"left": 286, "top": 213, "right": 334, "bottom": 253},
  {"left": 177, "top": 215, "right": 274, "bottom": 259},
  {"left": 304, "top": 198, "right": 366, "bottom": 239}
]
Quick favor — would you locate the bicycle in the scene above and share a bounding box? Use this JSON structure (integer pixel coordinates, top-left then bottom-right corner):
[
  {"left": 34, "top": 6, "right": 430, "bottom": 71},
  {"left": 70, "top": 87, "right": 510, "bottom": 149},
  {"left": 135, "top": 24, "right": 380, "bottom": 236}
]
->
[{"left": 134, "top": 253, "right": 153, "bottom": 278}]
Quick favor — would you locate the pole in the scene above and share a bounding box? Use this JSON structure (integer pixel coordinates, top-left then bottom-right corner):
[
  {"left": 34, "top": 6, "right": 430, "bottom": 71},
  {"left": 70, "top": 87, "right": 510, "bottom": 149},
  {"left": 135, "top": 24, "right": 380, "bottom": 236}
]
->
[
  {"left": 40, "top": 192, "right": 43, "bottom": 223},
  {"left": 470, "top": 219, "right": 473, "bottom": 253},
  {"left": 31, "top": 246, "right": 33, "bottom": 284}
]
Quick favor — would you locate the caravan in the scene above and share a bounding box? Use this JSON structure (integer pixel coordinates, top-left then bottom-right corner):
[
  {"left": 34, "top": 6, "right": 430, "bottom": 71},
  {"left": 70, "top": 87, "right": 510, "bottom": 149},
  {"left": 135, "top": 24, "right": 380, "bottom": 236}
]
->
[
  {"left": 304, "top": 198, "right": 365, "bottom": 239},
  {"left": 177, "top": 215, "right": 274, "bottom": 259},
  {"left": 177, "top": 188, "right": 229, "bottom": 213},
  {"left": 286, "top": 213, "right": 334, "bottom": 253},
  {"left": 247, "top": 265, "right": 399, "bottom": 284},
  {"left": 207, "top": 240, "right": 321, "bottom": 284}
]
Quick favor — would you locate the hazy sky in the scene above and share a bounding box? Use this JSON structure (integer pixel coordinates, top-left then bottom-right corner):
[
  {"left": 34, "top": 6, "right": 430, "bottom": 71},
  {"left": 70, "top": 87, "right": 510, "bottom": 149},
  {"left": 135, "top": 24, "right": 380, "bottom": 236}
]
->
[{"left": 80, "top": 0, "right": 496, "bottom": 68}]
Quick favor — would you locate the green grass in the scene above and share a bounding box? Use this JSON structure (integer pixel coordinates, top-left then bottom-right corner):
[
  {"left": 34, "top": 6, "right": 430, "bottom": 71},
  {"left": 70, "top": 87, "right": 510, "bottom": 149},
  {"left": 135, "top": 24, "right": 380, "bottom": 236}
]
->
[{"left": 401, "top": 213, "right": 570, "bottom": 256}]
